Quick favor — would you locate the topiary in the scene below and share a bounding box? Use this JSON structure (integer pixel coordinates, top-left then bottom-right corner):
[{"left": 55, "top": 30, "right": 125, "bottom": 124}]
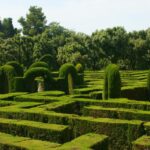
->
[
  {"left": 147, "top": 70, "right": 150, "bottom": 100},
  {"left": 75, "top": 63, "right": 84, "bottom": 73},
  {"left": 24, "top": 67, "right": 53, "bottom": 92},
  {"left": 39, "top": 54, "right": 53, "bottom": 69},
  {"left": 7, "top": 61, "right": 23, "bottom": 76},
  {"left": 59, "top": 63, "right": 77, "bottom": 94},
  {"left": 29, "top": 61, "right": 49, "bottom": 69},
  {"left": 14, "top": 77, "right": 25, "bottom": 92},
  {"left": 0, "top": 65, "right": 16, "bottom": 93},
  {"left": 103, "top": 64, "right": 121, "bottom": 100}
]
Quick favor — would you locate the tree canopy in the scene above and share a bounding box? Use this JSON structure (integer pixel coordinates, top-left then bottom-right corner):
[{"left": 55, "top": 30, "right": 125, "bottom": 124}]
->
[{"left": 0, "top": 6, "right": 150, "bottom": 70}]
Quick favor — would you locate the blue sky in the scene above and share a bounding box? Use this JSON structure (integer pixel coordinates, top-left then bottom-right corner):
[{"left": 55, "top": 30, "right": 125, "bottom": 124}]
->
[{"left": 0, "top": 0, "right": 150, "bottom": 34}]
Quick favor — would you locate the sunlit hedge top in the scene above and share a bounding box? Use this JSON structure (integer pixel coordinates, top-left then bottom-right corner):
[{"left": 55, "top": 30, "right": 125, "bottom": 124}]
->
[{"left": 29, "top": 61, "right": 49, "bottom": 69}]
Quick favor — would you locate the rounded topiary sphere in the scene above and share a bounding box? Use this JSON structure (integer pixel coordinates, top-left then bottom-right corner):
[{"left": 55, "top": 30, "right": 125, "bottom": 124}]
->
[
  {"left": 103, "top": 64, "right": 121, "bottom": 100},
  {"left": 59, "top": 63, "right": 77, "bottom": 94},
  {"left": 24, "top": 67, "right": 53, "bottom": 92},
  {"left": 147, "top": 70, "right": 150, "bottom": 100},
  {"left": 7, "top": 61, "right": 23, "bottom": 76},
  {"left": 29, "top": 61, "right": 49, "bottom": 69},
  {"left": 75, "top": 63, "right": 84, "bottom": 73}
]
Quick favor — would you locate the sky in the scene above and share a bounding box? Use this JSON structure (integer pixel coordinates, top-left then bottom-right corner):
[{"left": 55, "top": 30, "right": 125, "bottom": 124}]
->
[{"left": 0, "top": 0, "right": 150, "bottom": 35}]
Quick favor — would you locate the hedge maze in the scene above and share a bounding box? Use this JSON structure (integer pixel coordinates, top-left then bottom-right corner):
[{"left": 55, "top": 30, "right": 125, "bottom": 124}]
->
[{"left": 0, "top": 62, "right": 150, "bottom": 150}]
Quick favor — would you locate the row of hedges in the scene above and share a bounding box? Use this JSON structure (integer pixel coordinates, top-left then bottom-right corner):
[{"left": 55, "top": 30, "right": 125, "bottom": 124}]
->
[
  {"left": 57, "top": 133, "right": 108, "bottom": 150},
  {"left": 0, "top": 118, "right": 71, "bottom": 143},
  {"left": 0, "top": 132, "right": 61, "bottom": 150},
  {"left": 0, "top": 61, "right": 84, "bottom": 94},
  {"left": 0, "top": 107, "right": 145, "bottom": 150},
  {"left": 83, "top": 105, "right": 150, "bottom": 121}
]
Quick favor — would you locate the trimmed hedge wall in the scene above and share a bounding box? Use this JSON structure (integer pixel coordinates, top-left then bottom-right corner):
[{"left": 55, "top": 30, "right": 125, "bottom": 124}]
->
[
  {"left": 0, "top": 65, "right": 16, "bottom": 93},
  {"left": 132, "top": 135, "right": 150, "bottom": 150},
  {"left": 29, "top": 61, "right": 49, "bottom": 69},
  {"left": 6, "top": 61, "right": 23, "bottom": 77},
  {"left": 0, "top": 105, "right": 145, "bottom": 150},
  {"left": 58, "top": 133, "right": 108, "bottom": 150},
  {"left": 0, "top": 118, "right": 71, "bottom": 143},
  {"left": 103, "top": 64, "right": 121, "bottom": 100},
  {"left": 121, "top": 87, "right": 148, "bottom": 101},
  {"left": 83, "top": 105, "right": 150, "bottom": 121},
  {"left": 0, "top": 132, "right": 61, "bottom": 150},
  {"left": 24, "top": 67, "right": 53, "bottom": 92}
]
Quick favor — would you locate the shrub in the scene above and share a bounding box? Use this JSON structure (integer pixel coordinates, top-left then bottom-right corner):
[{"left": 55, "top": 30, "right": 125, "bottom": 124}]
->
[
  {"left": 24, "top": 67, "right": 53, "bottom": 92},
  {"left": 59, "top": 63, "right": 77, "bottom": 94},
  {"left": 14, "top": 77, "right": 25, "bottom": 92},
  {"left": 148, "top": 71, "right": 150, "bottom": 100},
  {"left": 0, "top": 65, "right": 16, "bottom": 93},
  {"left": 75, "top": 63, "right": 84, "bottom": 73},
  {"left": 39, "top": 54, "right": 53, "bottom": 69},
  {"left": 6, "top": 61, "right": 23, "bottom": 76},
  {"left": 103, "top": 64, "right": 121, "bottom": 100},
  {"left": 29, "top": 61, "right": 49, "bottom": 69}
]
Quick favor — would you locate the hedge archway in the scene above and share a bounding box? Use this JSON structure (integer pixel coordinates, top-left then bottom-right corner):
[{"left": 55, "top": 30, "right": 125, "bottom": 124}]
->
[
  {"left": 59, "top": 63, "right": 77, "bottom": 94},
  {"left": 24, "top": 67, "right": 53, "bottom": 92},
  {"left": 29, "top": 61, "right": 49, "bottom": 69}
]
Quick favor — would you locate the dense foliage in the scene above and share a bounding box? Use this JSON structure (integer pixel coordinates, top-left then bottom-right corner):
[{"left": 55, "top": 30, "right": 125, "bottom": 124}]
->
[
  {"left": 29, "top": 61, "right": 49, "bottom": 69},
  {"left": 59, "top": 63, "right": 77, "bottom": 93},
  {"left": 24, "top": 67, "right": 53, "bottom": 92},
  {"left": 0, "top": 65, "right": 16, "bottom": 93},
  {"left": 103, "top": 64, "right": 121, "bottom": 100},
  {"left": 0, "top": 6, "right": 150, "bottom": 70},
  {"left": 6, "top": 61, "right": 23, "bottom": 76}
]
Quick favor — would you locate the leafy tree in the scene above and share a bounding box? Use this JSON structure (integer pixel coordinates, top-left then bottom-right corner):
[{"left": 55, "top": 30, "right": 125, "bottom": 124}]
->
[
  {"left": 18, "top": 6, "right": 47, "bottom": 36},
  {"left": 0, "top": 18, "right": 17, "bottom": 38},
  {"left": 57, "top": 42, "right": 86, "bottom": 65}
]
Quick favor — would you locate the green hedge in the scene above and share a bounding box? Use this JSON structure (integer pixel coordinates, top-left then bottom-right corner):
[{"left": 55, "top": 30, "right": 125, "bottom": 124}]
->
[
  {"left": 59, "top": 63, "right": 77, "bottom": 94},
  {"left": 29, "top": 61, "right": 49, "bottom": 69},
  {"left": 78, "top": 98, "right": 150, "bottom": 111},
  {"left": 0, "top": 106, "right": 145, "bottom": 150},
  {"left": 14, "top": 94, "right": 59, "bottom": 103},
  {"left": 0, "top": 132, "right": 60, "bottom": 150},
  {"left": 7, "top": 61, "right": 23, "bottom": 77},
  {"left": 0, "top": 118, "right": 71, "bottom": 143},
  {"left": 39, "top": 54, "right": 53, "bottom": 69},
  {"left": 0, "top": 65, "right": 16, "bottom": 93},
  {"left": 121, "top": 87, "right": 148, "bottom": 101},
  {"left": 58, "top": 133, "right": 108, "bottom": 150},
  {"left": 14, "top": 77, "right": 25, "bottom": 92},
  {"left": 89, "top": 91, "right": 102, "bottom": 99},
  {"left": 132, "top": 135, "right": 150, "bottom": 150},
  {"left": 103, "top": 64, "right": 121, "bottom": 100},
  {"left": 24, "top": 67, "right": 53, "bottom": 92},
  {"left": 83, "top": 105, "right": 150, "bottom": 121}
]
